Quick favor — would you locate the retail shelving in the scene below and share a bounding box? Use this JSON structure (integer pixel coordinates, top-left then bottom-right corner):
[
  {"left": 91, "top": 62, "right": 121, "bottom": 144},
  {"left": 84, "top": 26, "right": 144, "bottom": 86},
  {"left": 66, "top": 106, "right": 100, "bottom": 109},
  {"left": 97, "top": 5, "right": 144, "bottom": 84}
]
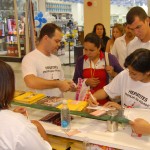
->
[{"left": 0, "top": 0, "right": 36, "bottom": 62}]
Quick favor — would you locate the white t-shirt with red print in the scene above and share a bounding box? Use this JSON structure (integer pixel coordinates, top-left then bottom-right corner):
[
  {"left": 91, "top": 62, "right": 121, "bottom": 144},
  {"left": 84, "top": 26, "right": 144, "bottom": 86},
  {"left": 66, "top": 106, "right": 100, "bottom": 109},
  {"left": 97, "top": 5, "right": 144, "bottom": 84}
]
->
[{"left": 104, "top": 69, "right": 150, "bottom": 109}]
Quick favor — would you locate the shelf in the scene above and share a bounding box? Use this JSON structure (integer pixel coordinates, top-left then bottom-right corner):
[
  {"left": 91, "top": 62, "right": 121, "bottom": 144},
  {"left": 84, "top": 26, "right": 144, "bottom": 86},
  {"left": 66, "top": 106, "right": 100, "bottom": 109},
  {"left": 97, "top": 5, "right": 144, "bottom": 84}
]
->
[
  {"left": 48, "top": 11, "right": 72, "bottom": 14},
  {"left": 0, "top": 56, "right": 23, "bottom": 62},
  {"left": 6, "top": 34, "right": 25, "bottom": 36},
  {"left": 46, "top": 2, "right": 72, "bottom": 14}
]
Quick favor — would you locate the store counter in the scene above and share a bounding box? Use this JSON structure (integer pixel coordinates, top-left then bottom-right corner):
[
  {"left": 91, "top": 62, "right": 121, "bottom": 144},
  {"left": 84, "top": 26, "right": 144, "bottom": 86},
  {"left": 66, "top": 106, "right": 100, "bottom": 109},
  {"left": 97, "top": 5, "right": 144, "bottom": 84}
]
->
[{"left": 12, "top": 105, "right": 150, "bottom": 150}]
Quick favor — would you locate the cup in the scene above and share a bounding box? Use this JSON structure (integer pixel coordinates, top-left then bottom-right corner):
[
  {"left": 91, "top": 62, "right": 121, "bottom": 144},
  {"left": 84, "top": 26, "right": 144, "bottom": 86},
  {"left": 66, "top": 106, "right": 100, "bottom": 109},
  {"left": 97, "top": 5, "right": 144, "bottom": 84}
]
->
[
  {"left": 107, "top": 110, "right": 119, "bottom": 132},
  {"left": 107, "top": 120, "right": 118, "bottom": 132}
]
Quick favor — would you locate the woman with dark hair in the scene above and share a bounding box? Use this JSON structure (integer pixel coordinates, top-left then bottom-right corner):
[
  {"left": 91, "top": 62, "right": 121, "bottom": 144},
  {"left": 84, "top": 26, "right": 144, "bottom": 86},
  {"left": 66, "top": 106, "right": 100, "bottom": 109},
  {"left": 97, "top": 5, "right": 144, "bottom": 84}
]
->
[
  {"left": 88, "top": 48, "right": 150, "bottom": 135},
  {"left": 88, "top": 48, "right": 150, "bottom": 108},
  {"left": 73, "top": 33, "right": 123, "bottom": 105},
  {"left": 92, "top": 23, "right": 110, "bottom": 52},
  {"left": 0, "top": 60, "right": 52, "bottom": 150}
]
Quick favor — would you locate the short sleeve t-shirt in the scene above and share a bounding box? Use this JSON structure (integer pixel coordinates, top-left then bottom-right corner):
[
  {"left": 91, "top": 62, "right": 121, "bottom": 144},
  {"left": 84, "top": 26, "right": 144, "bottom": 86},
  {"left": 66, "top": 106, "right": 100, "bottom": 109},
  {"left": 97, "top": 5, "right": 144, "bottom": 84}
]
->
[{"left": 104, "top": 69, "right": 150, "bottom": 108}]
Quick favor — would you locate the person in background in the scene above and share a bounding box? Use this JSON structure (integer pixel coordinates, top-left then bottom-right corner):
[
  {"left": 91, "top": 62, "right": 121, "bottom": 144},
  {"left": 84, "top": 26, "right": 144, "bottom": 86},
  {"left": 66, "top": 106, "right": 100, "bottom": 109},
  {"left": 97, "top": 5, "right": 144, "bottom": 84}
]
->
[
  {"left": 106, "top": 23, "right": 124, "bottom": 53},
  {"left": 111, "top": 22, "right": 137, "bottom": 68},
  {"left": 0, "top": 60, "right": 52, "bottom": 150},
  {"left": 67, "top": 19, "right": 74, "bottom": 29},
  {"left": 88, "top": 48, "right": 150, "bottom": 135},
  {"left": 22, "top": 23, "right": 72, "bottom": 97},
  {"left": 73, "top": 33, "right": 123, "bottom": 105},
  {"left": 126, "top": 6, "right": 150, "bottom": 54},
  {"left": 92, "top": 23, "right": 110, "bottom": 52}
]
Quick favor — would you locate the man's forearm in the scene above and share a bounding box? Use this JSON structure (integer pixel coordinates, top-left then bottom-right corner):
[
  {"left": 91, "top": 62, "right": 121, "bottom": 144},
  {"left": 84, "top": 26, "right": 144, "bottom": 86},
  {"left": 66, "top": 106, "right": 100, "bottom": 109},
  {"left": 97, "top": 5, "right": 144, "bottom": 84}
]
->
[{"left": 24, "top": 75, "right": 62, "bottom": 90}]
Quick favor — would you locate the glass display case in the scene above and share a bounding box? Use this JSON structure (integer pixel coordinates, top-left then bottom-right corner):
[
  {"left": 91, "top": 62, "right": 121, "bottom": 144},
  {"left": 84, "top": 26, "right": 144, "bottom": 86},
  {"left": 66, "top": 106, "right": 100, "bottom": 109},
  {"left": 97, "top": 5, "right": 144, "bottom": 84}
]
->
[{"left": 0, "top": 0, "right": 36, "bottom": 62}]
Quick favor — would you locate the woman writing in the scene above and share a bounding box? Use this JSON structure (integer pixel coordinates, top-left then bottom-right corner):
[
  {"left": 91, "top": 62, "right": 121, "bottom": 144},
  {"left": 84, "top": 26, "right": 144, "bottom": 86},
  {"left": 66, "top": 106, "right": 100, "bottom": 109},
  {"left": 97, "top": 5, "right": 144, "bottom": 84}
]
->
[
  {"left": 0, "top": 60, "right": 52, "bottom": 150},
  {"left": 88, "top": 48, "right": 150, "bottom": 135}
]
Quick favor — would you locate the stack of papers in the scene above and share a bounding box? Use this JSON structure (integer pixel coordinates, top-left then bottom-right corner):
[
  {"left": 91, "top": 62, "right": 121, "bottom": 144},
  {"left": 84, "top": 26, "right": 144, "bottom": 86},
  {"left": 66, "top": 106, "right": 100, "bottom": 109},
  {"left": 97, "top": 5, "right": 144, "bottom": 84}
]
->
[
  {"left": 13, "top": 91, "right": 46, "bottom": 104},
  {"left": 37, "top": 97, "right": 63, "bottom": 107},
  {"left": 87, "top": 106, "right": 115, "bottom": 111},
  {"left": 14, "top": 90, "right": 25, "bottom": 97}
]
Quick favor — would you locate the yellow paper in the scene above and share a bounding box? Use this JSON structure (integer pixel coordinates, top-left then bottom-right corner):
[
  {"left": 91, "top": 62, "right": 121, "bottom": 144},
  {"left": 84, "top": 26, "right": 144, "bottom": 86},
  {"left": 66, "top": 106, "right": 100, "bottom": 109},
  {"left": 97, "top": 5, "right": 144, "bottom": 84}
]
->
[
  {"left": 14, "top": 92, "right": 45, "bottom": 104},
  {"left": 57, "top": 99, "right": 88, "bottom": 111}
]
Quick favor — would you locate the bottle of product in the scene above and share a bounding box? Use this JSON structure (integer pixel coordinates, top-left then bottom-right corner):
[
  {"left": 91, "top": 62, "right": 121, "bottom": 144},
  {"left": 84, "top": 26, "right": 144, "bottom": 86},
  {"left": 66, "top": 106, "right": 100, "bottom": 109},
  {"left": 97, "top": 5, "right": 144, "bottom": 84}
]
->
[{"left": 61, "top": 100, "right": 71, "bottom": 132}]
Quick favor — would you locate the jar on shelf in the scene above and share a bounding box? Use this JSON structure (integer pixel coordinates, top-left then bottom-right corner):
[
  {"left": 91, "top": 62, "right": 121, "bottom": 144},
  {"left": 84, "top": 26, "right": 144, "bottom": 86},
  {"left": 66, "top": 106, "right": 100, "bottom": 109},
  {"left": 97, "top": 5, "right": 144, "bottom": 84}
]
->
[{"left": 7, "top": 44, "right": 18, "bottom": 56}]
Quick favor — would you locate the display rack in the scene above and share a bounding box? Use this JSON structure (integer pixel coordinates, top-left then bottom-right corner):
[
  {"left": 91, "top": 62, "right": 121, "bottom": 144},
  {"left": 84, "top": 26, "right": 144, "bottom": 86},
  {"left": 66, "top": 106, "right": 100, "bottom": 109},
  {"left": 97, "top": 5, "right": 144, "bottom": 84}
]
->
[
  {"left": 0, "top": 0, "right": 25, "bottom": 61},
  {"left": 45, "top": 2, "right": 71, "bottom": 13},
  {"left": 0, "top": 0, "right": 36, "bottom": 62}
]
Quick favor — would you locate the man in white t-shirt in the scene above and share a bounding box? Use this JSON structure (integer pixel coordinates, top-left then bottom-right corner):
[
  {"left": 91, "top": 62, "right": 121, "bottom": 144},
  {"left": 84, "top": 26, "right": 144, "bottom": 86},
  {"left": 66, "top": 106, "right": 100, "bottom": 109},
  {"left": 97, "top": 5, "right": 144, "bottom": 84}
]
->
[
  {"left": 22, "top": 23, "right": 72, "bottom": 97},
  {"left": 111, "top": 23, "right": 137, "bottom": 68},
  {"left": 126, "top": 6, "right": 150, "bottom": 55}
]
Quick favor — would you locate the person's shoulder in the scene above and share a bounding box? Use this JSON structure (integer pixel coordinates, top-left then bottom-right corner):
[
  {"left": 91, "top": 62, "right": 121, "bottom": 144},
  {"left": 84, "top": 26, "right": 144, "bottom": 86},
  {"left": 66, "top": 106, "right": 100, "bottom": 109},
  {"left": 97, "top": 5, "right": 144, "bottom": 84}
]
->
[
  {"left": 0, "top": 110, "right": 28, "bottom": 127},
  {"left": 76, "top": 55, "right": 84, "bottom": 62},
  {"left": 115, "top": 35, "right": 125, "bottom": 42},
  {"left": 51, "top": 54, "right": 61, "bottom": 60},
  {"left": 103, "top": 36, "right": 110, "bottom": 40},
  {"left": 119, "top": 69, "right": 128, "bottom": 76},
  {"left": 108, "top": 52, "right": 116, "bottom": 59},
  {"left": 23, "top": 49, "right": 37, "bottom": 59},
  {"left": 108, "top": 39, "right": 114, "bottom": 44},
  {"left": 131, "top": 37, "right": 140, "bottom": 44}
]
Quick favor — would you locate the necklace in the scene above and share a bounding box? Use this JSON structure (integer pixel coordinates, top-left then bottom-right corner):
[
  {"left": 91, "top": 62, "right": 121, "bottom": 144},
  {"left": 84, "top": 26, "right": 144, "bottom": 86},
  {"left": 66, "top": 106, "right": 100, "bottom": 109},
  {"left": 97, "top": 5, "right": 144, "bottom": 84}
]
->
[{"left": 90, "top": 61, "right": 96, "bottom": 78}]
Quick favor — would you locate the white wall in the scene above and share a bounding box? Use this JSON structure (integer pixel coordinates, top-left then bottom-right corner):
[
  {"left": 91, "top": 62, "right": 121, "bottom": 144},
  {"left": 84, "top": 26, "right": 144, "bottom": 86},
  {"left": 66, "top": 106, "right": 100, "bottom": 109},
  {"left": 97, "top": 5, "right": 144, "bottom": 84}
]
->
[
  {"left": 111, "top": 4, "right": 148, "bottom": 25},
  {"left": 72, "top": 3, "right": 84, "bottom": 26}
]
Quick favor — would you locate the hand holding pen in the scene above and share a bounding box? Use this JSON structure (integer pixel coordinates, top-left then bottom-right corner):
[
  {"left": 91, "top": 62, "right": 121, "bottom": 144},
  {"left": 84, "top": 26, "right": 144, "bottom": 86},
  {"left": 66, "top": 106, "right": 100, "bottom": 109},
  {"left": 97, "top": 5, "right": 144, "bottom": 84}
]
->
[{"left": 88, "top": 91, "right": 99, "bottom": 107}]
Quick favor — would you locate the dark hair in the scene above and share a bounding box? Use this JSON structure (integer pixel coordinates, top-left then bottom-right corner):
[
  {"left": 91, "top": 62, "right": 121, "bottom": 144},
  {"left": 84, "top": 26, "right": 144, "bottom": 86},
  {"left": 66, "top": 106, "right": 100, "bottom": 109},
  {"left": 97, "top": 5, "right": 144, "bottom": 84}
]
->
[
  {"left": 126, "top": 6, "right": 148, "bottom": 24},
  {"left": 84, "top": 33, "right": 102, "bottom": 48},
  {"left": 92, "top": 23, "right": 106, "bottom": 37},
  {"left": 39, "top": 23, "right": 61, "bottom": 41},
  {"left": 124, "top": 48, "right": 150, "bottom": 73},
  {"left": 0, "top": 60, "right": 15, "bottom": 109}
]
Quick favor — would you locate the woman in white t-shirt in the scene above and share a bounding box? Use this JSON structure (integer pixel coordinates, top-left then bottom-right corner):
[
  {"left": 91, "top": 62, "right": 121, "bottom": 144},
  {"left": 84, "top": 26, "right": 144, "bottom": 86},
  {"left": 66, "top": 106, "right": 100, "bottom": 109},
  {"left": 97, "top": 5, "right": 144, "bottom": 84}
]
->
[
  {"left": 88, "top": 48, "right": 150, "bottom": 135},
  {"left": 0, "top": 60, "right": 52, "bottom": 150}
]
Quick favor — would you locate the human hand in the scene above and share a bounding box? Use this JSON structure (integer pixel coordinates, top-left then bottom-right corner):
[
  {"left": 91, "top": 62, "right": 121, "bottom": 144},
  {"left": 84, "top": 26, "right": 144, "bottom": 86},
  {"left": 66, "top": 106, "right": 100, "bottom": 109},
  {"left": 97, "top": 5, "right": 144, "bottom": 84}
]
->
[
  {"left": 130, "top": 118, "right": 150, "bottom": 135},
  {"left": 13, "top": 107, "right": 28, "bottom": 117},
  {"left": 58, "top": 80, "right": 71, "bottom": 92},
  {"left": 105, "top": 66, "right": 117, "bottom": 77},
  {"left": 87, "top": 96, "right": 99, "bottom": 107},
  {"left": 85, "top": 78, "right": 100, "bottom": 88},
  {"left": 103, "top": 101, "right": 122, "bottom": 110},
  {"left": 69, "top": 81, "right": 77, "bottom": 92}
]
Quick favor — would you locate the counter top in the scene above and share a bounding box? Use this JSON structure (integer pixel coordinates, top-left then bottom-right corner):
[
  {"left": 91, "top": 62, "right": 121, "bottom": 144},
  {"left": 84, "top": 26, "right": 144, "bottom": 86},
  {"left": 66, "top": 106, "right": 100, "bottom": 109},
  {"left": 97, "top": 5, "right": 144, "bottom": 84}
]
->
[{"left": 12, "top": 105, "right": 150, "bottom": 150}]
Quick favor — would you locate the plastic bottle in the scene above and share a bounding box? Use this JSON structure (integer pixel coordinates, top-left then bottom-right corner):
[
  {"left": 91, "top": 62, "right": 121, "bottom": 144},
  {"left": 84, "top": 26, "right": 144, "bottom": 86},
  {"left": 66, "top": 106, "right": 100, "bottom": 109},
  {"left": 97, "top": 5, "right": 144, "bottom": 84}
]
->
[{"left": 61, "top": 100, "right": 71, "bottom": 132}]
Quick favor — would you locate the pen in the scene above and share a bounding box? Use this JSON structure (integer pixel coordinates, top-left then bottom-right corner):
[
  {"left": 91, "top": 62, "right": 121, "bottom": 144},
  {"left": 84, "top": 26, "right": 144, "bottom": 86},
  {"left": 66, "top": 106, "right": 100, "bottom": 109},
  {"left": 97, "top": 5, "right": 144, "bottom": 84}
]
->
[
  {"left": 89, "top": 91, "right": 96, "bottom": 102},
  {"left": 26, "top": 110, "right": 29, "bottom": 119}
]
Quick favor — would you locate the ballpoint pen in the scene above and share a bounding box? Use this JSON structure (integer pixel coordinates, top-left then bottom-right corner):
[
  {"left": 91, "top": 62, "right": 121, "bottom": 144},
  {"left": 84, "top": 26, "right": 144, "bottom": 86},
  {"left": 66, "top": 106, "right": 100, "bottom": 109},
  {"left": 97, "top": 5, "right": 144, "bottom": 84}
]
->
[
  {"left": 26, "top": 110, "right": 29, "bottom": 119},
  {"left": 88, "top": 91, "right": 96, "bottom": 102}
]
